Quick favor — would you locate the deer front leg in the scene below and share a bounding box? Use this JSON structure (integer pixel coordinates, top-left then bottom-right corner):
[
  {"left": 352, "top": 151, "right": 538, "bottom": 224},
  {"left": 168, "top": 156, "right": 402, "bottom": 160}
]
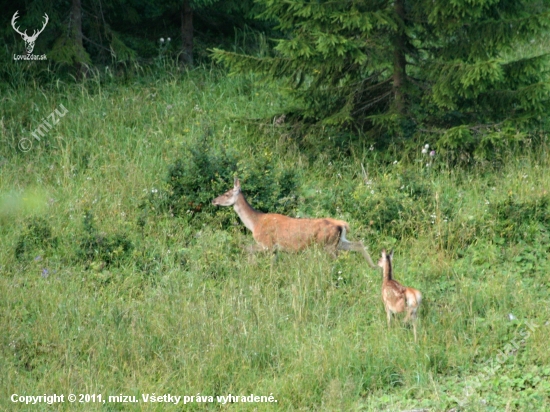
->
[{"left": 246, "top": 243, "right": 268, "bottom": 254}]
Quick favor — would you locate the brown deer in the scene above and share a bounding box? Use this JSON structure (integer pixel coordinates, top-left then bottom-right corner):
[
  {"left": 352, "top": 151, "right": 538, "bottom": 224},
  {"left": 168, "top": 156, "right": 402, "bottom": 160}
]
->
[
  {"left": 378, "top": 249, "right": 422, "bottom": 342},
  {"left": 212, "top": 178, "right": 377, "bottom": 268}
]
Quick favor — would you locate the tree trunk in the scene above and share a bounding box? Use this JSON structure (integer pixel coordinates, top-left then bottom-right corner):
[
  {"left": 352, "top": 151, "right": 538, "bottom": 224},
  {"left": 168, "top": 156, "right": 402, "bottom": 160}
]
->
[
  {"left": 181, "top": 0, "right": 194, "bottom": 67},
  {"left": 70, "top": 0, "right": 87, "bottom": 78},
  {"left": 393, "top": 0, "right": 407, "bottom": 114}
]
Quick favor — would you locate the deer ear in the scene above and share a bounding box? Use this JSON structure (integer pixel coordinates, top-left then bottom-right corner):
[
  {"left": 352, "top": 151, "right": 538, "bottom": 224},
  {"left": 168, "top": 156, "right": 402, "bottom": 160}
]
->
[
  {"left": 381, "top": 249, "right": 386, "bottom": 257},
  {"left": 234, "top": 177, "right": 241, "bottom": 191},
  {"left": 389, "top": 249, "right": 394, "bottom": 259}
]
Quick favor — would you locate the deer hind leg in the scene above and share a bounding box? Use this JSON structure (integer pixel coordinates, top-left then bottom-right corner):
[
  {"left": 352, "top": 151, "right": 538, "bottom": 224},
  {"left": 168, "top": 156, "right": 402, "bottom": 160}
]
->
[
  {"left": 337, "top": 238, "right": 377, "bottom": 269},
  {"left": 403, "top": 306, "right": 413, "bottom": 323},
  {"left": 404, "top": 306, "right": 419, "bottom": 342},
  {"left": 324, "top": 243, "right": 339, "bottom": 259}
]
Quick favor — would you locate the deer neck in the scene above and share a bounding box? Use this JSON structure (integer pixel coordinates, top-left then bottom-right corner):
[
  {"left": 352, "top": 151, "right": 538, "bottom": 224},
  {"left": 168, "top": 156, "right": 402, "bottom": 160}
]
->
[
  {"left": 383, "top": 259, "right": 393, "bottom": 282},
  {"left": 233, "top": 192, "right": 262, "bottom": 232}
]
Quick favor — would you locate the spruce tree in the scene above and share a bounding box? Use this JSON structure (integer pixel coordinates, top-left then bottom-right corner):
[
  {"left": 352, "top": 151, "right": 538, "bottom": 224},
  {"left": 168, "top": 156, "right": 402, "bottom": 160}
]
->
[{"left": 212, "top": 0, "right": 550, "bottom": 154}]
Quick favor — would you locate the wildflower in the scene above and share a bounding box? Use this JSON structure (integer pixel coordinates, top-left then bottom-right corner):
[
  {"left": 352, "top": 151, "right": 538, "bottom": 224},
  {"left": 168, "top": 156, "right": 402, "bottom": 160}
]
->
[
  {"left": 151, "top": 188, "right": 158, "bottom": 193},
  {"left": 167, "top": 37, "right": 171, "bottom": 42},
  {"left": 34, "top": 256, "right": 42, "bottom": 262},
  {"left": 430, "top": 150, "right": 436, "bottom": 157},
  {"left": 369, "top": 145, "right": 374, "bottom": 151},
  {"left": 421, "top": 148, "right": 428, "bottom": 154},
  {"left": 41, "top": 268, "right": 49, "bottom": 278},
  {"left": 393, "top": 160, "right": 398, "bottom": 165},
  {"left": 160, "top": 37, "right": 165, "bottom": 43},
  {"left": 425, "top": 144, "right": 429, "bottom": 149}
]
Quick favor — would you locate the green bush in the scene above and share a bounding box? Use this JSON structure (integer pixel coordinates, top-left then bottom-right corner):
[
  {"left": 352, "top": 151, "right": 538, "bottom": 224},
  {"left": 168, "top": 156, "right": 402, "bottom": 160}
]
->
[
  {"left": 492, "top": 195, "right": 550, "bottom": 242},
  {"left": 320, "top": 174, "right": 429, "bottom": 240},
  {"left": 146, "top": 139, "right": 300, "bottom": 229},
  {"left": 76, "top": 211, "right": 133, "bottom": 267},
  {"left": 14, "top": 217, "right": 58, "bottom": 261}
]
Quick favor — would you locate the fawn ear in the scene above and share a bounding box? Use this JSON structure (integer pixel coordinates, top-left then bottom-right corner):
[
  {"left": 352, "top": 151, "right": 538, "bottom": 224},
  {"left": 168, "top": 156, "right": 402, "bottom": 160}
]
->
[
  {"left": 381, "top": 249, "right": 386, "bottom": 257},
  {"left": 233, "top": 177, "right": 241, "bottom": 191},
  {"left": 389, "top": 249, "right": 394, "bottom": 259}
]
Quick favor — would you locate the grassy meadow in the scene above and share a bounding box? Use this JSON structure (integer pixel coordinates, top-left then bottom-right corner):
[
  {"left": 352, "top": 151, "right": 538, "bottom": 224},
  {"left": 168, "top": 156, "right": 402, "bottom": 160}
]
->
[{"left": 1, "top": 67, "right": 550, "bottom": 411}]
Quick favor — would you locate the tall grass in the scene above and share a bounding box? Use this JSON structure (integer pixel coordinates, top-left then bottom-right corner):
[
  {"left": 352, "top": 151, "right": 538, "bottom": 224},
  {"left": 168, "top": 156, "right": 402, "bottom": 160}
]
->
[{"left": 1, "top": 66, "right": 549, "bottom": 411}]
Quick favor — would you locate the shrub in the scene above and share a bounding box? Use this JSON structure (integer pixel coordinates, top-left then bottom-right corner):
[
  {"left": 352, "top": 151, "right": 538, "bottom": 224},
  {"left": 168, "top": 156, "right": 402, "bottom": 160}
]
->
[
  {"left": 14, "top": 217, "right": 58, "bottom": 261},
  {"left": 145, "top": 139, "right": 300, "bottom": 229},
  {"left": 491, "top": 195, "right": 550, "bottom": 243},
  {"left": 76, "top": 211, "right": 133, "bottom": 267},
  {"left": 327, "top": 176, "right": 429, "bottom": 240}
]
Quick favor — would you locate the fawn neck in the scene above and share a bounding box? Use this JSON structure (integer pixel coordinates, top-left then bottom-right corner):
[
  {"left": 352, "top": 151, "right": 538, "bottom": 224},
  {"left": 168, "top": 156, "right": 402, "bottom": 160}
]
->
[
  {"left": 233, "top": 192, "right": 262, "bottom": 232},
  {"left": 383, "top": 257, "right": 393, "bottom": 282}
]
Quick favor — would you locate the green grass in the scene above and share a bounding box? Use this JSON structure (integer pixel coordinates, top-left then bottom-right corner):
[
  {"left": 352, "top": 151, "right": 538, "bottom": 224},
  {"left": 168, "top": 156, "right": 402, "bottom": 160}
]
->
[{"left": 1, "top": 66, "right": 550, "bottom": 411}]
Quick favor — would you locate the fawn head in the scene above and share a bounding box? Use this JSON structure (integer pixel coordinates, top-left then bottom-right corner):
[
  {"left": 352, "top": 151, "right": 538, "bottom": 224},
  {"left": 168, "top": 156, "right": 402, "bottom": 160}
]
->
[
  {"left": 377, "top": 249, "right": 394, "bottom": 269},
  {"left": 212, "top": 177, "right": 241, "bottom": 206}
]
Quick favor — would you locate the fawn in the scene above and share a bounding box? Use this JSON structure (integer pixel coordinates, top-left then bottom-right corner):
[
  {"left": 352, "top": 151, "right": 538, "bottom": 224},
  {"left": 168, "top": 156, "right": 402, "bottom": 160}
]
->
[
  {"left": 212, "top": 177, "right": 377, "bottom": 268},
  {"left": 378, "top": 249, "right": 422, "bottom": 341}
]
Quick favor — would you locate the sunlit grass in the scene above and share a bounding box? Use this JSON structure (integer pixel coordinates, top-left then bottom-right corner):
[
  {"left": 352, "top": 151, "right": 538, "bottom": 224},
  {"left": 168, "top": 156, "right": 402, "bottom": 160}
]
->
[{"left": 1, "top": 67, "right": 549, "bottom": 411}]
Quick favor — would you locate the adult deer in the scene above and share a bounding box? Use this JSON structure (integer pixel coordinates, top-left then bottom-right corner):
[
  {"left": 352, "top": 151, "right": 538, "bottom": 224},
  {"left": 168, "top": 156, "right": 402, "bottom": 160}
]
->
[
  {"left": 212, "top": 177, "right": 377, "bottom": 268},
  {"left": 11, "top": 11, "right": 49, "bottom": 54},
  {"left": 378, "top": 249, "right": 422, "bottom": 342}
]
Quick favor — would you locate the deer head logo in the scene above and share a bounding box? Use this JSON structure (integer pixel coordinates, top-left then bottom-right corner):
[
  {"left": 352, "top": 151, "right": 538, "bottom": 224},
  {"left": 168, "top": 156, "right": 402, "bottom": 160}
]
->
[{"left": 11, "top": 11, "right": 49, "bottom": 55}]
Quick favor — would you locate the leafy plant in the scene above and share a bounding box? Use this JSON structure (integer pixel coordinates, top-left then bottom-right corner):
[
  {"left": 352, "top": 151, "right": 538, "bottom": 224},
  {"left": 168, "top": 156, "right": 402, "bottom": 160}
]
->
[
  {"left": 76, "top": 211, "right": 133, "bottom": 267},
  {"left": 146, "top": 139, "right": 300, "bottom": 229},
  {"left": 14, "top": 217, "right": 58, "bottom": 261},
  {"left": 492, "top": 195, "right": 550, "bottom": 242}
]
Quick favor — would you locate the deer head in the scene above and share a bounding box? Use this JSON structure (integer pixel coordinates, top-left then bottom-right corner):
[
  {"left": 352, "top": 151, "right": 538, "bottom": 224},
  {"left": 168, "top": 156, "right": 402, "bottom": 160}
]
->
[
  {"left": 212, "top": 178, "right": 241, "bottom": 206},
  {"left": 12, "top": 11, "right": 49, "bottom": 54},
  {"left": 377, "top": 249, "right": 394, "bottom": 268}
]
